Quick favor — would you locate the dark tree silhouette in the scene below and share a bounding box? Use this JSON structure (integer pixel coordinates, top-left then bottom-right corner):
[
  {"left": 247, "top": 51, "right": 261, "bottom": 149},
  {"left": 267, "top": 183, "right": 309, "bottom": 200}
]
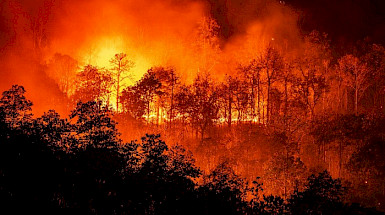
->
[
  {"left": 0, "top": 85, "right": 33, "bottom": 131},
  {"left": 177, "top": 74, "right": 220, "bottom": 140},
  {"left": 288, "top": 171, "right": 345, "bottom": 214},
  {"left": 198, "top": 162, "right": 248, "bottom": 215},
  {"left": 259, "top": 45, "right": 283, "bottom": 124},
  {"left": 151, "top": 67, "right": 180, "bottom": 124},
  {"left": 110, "top": 53, "right": 135, "bottom": 112},
  {"left": 70, "top": 101, "right": 120, "bottom": 149},
  {"left": 135, "top": 70, "right": 163, "bottom": 123},
  {"left": 120, "top": 85, "right": 147, "bottom": 120}
]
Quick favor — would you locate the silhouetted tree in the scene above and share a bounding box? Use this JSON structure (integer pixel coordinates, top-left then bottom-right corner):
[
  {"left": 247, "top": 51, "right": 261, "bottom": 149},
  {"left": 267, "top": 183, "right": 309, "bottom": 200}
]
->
[
  {"left": 293, "top": 31, "right": 330, "bottom": 119},
  {"left": 135, "top": 70, "right": 163, "bottom": 123},
  {"left": 72, "top": 65, "right": 113, "bottom": 105},
  {"left": 151, "top": 67, "right": 180, "bottom": 124},
  {"left": 110, "top": 53, "right": 135, "bottom": 112},
  {"left": 221, "top": 75, "right": 250, "bottom": 126},
  {"left": 288, "top": 171, "right": 345, "bottom": 214},
  {"left": 347, "top": 135, "right": 385, "bottom": 210},
  {"left": 259, "top": 45, "right": 284, "bottom": 124},
  {"left": 199, "top": 162, "right": 248, "bottom": 215},
  {"left": 174, "top": 84, "right": 194, "bottom": 128},
  {"left": 120, "top": 85, "right": 147, "bottom": 120},
  {"left": 33, "top": 110, "right": 72, "bottom": 150},
  {"left": 185, "top": 74, "right": 220, "bottom": 140},
  {"left": 70, "top": 101, "right": 119, "bottom": 149},
  {"left": 0, "top": 85, "right": 33, "bottom": 131},
  {"left": 240, "top": 60, "right": 263, "bottom": 123}
]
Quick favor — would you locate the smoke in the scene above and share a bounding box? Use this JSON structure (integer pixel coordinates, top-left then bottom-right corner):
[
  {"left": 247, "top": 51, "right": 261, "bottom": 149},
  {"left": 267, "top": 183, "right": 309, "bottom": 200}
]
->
[{"left": 0, "top": 0, "right": 302, "bottom": 114}]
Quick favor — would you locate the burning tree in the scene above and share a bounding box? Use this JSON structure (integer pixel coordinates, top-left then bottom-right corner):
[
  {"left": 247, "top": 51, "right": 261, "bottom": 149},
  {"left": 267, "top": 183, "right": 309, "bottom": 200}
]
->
[
  {"left": 134, "top": 69, "right": 163, "bottom": 123},
  {"left": 338, "top": 54, "right": 370, "bottom": 115},
  {"left": 110, "top": 53, "right": 135, "bottom": 112},
  {"left": 47, "top": 53, "right": 78, "bottom": 96},
  {"left": 120, "top": 85, "right": 147, "bottom": 120},
  {"left": 175, "top": 74, "right": 220, "bottom": 140},
  {"left": 219, "top": 75, "right": 250, "bottom": 126},
  {"left": 72, "top": 65, "right": 114, "bottom": 105},
  {"left": 151, "top": 67, "right": 180, "bottom": 124},
  {"left": 292, "top": 31, "right": 331, "bottom": 119},
  {"left": 259, "top": 45, "right": 284, "bottom": 124},
  {"left": 240, "top": 60, "right": 263, "bottom": 123}
]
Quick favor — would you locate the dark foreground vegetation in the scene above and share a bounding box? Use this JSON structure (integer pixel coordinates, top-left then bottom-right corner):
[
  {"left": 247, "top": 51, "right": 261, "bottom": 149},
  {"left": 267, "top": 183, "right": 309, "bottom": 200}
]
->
[{"left": 0, "top": 85, "right": 383, "bottom": 214}]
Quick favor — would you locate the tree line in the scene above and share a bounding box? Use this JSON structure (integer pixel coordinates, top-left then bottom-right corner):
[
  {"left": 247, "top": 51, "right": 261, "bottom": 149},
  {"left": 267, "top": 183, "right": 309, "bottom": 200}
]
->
[
  {"left": 51, "top": 30, "right": 385, "bottom": 142},
  {"left": 0, "top": 85, "right": 382, "bottom": 214}
]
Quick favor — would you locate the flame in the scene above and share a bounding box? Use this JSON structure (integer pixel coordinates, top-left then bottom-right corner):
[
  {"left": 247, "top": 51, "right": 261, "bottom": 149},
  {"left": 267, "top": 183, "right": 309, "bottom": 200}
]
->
[{"left": 91, "top": 37, "right": 124, "bottom": 68}]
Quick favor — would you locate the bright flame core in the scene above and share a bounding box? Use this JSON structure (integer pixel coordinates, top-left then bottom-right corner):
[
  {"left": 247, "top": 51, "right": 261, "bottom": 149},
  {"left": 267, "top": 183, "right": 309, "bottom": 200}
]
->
[{"left": 82, "top": 36, "right": 152, "bottom": 84}]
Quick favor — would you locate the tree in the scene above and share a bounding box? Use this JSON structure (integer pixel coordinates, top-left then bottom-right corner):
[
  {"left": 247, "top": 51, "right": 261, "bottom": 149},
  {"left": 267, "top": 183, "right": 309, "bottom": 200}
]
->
[
  {"left": 347, "top": 136, "right": 385, "bottom": 209},
  {"left": 277, "top": 59, "right": 295, "bottom": 129},
  {"left": 311, "top": 114, "right": 366, "bottom": 176},
  {"left": 151, "top": 67, "right": 180, "bottom": 124},
  {"left": 240, "top": 60, "right": 263, "bottom": 123},
  {"left": 338, "top": 54, "right": 370, "bottom": 115},
  {"left": 174, "top": 74, "right": 220, "bottom": 140},
  {"left": 47, "top": 53, "right": 78, "bottom": 96},
  {"left": 292, "top": 31, "right": 330, "bottom": 119},
  {"left": 219, "top": 76, "right": 235, "bottom": 127},
  {"left": 189, "top": 74, "right": 220, "bottom": 140},
  {"left": 135, "top": 69, "right": 163, "bottom": 123},
  {"left": 288, "top": 171, "right": 345, "bottom": 215},
  {"left": 292, "top": 71, "right": 328, "bottom": 119},
  {"left": 199, "top": 162, "right": 248, "bottom": 215},
  {"left": 72, "top": 65, "right": 114, "bottom": 105},
  {"left": 362, "top": 44, "right": 385, "bottom": 111},
  {"left": 122, "top": 134, "right": 201, "bottom": 214},
  {"left": 110, "top": 53, "right": 135, "bottom": 112},
  {"left": 120, "top": 85, "right": 147, "bottom": 120},
  {"left": 33, "top": 110, "right": 72, "bottom": 150},
  {"left": 221, "top": 75, "right": 250, "bottom": 126},
  {"left": 166, "top": 144, "right": 201, "bottom": 180},
  {"left": 70, "top": 101, "right": 120, "bottom": 149},
  {"left": 259, "top": 45, "right": 283, "bottom": 124},
  {"left": 0, "top": 85, "right": 33, "bottom": 130},
  {"left": 264, "top": 152, "right": 306, "bottom": 199},
  {"left": 174, "top": 84, "right": 194, "bottom": 127}
]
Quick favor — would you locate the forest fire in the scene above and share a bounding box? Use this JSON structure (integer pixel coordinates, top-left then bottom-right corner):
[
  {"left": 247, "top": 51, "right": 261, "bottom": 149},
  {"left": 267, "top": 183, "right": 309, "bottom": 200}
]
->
[{"left": 1, "top": 0, "right": 385, "bottom": 214}]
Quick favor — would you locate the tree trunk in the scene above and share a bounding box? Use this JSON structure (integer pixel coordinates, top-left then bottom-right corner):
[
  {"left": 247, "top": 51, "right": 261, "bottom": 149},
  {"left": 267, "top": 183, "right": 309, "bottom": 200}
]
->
[
  {"left": 284, "top": 78, "right": 288, "bottom": 129},
  {"left": 228, "top": 87, "right": 232, "bottom": 127},
  {"left": 116, "top": 61, "right": 121, "bottom": 112},
  {"left": 355, "top": 85, "right": 358, "bottom": 115},
  {"left": 257, "top": 76, "right": 261, "bottom": 123},
  {"left": 338, "top": 70, "right": 342, "bottom": 113},
  {"left": 339, "top": 141, "right": 342, "bottom": 178},
  {"left": 251, "top": 75, "right": 255, "bottom": 122},
  {"left": 267, "top": 78, "right": 271, "bottom": 124},
  {"left": 170, "top": 78, "right": 174, "bottom": 126},
  {"left": 147, "top": 100, "right": 150, "bottom": 124}
]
